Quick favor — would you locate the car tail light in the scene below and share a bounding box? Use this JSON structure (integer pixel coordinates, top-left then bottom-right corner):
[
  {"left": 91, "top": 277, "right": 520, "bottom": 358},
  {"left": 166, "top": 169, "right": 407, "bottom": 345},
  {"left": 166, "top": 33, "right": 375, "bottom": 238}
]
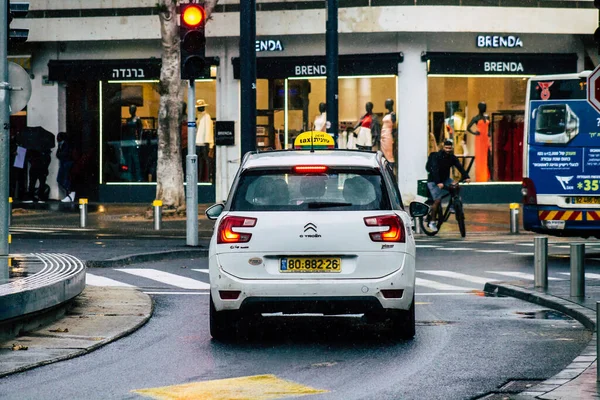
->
[
  {"left": 217, "top": 216, "right": 257, "bottom": 244},
  {"left": 293, "top": 165, "right": 328, "bottom": 174},
  {"left": 522, "top": 178, "right": 537, "bottom": 205},
  {"left": 363, "top": 215, "right": 405, "bottom": 243}
]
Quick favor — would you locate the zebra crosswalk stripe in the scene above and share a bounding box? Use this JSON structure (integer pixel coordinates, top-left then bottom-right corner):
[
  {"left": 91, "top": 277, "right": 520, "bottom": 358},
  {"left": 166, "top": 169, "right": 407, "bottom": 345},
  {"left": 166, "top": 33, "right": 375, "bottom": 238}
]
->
[
  {"left": 487, "top": 271, "right": 564, "bottom": 281},
  {"left": 419, "top": 270, "right": 494, "bottom": 285},
  {"left": 558, "top": 272, "right": 600, "bottom": 280},
  {"left": 191, "top": 269, "right": 209, "bottom": 274},
  {"left": 416, "top": 277, "right": 476, "bottom": 292},
  {"left": 86, "top": 273, "right": 135, "bottom": 287},
  {"left": 115, "top": 268, "right": 210, "bottom": 289}
]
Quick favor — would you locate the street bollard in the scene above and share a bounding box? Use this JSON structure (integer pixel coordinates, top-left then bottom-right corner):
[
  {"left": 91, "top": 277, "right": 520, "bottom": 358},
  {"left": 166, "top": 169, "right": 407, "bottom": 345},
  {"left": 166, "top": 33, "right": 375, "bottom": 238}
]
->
[
  {"left": 597, "top": 302, "right": 600, "bottom": 382},
  {"left": 8, "top": 197, "right": 12, "bottom": 227},
  {"left": 534, "top": 237, "right": 548, "bottom": 290},
  {"left": 153, "top": 200, "right": 162, "bottom": 231},
  {"left": 79, "top": 198, "right": 88, "bottom": 228},
  {"left": 570, "top": 243, "right": 585, "bottom": 298},
  {"left": 414, "top": 217, "right": 423, "bottom": 234},
  {"left": 509, "top": 203, "right": 519, "bottom": 234}
]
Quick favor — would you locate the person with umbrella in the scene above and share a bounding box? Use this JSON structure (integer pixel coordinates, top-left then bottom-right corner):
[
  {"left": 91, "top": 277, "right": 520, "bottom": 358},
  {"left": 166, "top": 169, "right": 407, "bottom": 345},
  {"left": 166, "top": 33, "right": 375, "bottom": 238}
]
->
[{"left": 19, "top": 126, "right": 55, "bottom": 203}]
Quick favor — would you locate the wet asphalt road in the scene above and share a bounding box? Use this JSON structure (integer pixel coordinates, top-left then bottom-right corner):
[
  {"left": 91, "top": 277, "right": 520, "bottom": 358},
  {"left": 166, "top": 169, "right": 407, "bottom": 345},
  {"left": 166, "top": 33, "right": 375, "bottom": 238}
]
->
[{"left": 0, "top": 237, "right": 594, "bottom": 400}]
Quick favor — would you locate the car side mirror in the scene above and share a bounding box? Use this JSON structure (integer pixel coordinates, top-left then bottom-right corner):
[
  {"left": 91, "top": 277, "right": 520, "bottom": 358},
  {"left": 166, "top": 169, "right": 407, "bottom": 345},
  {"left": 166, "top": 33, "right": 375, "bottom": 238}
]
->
[
  {"left": 205, "top": 203, "right": 224, "bottom": 220},
  {"left": 409, "top": 201, "right": 429, "bottom": 218}
]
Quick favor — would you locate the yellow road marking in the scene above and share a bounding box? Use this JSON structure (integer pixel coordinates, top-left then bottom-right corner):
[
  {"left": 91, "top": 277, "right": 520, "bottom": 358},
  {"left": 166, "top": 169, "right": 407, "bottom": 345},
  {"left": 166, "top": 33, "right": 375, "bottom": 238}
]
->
[{"left": 133, "top": 374, "right": 328, "bottom": 400}]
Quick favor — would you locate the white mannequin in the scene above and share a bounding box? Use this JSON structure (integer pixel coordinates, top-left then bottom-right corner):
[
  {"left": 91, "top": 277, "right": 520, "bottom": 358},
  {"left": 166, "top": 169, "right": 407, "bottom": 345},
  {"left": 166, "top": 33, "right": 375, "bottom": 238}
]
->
[
  {"left": 195, "top": 99, "right": 214, "bottom": 147},
  {"left": 313, "top": 102, "right": 327, "bottom": 132}
]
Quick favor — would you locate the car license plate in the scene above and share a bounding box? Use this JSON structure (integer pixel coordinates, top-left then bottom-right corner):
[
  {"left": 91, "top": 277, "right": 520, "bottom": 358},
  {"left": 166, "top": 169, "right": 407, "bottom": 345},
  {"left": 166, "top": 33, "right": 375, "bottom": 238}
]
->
[
  {"left": 544, "top": 220, "right": 566, "bottom": 230},
  {"left": 280, "top": 257, "right": 341, "bottom": 273},
  {"left": 574, "top": 197, "right": 600, "bottom": 205}
]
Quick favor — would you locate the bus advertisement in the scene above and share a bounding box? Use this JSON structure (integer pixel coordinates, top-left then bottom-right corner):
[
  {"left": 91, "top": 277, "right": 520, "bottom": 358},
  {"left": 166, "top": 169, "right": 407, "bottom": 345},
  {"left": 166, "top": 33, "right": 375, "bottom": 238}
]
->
[{"left": 522, "top": 71, "right": 600, "bottom": 238}]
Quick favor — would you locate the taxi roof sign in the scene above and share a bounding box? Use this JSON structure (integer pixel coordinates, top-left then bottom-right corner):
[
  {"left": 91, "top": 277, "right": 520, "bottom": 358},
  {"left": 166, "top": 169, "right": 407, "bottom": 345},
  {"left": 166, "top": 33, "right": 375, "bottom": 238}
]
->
[{"left": 293, "top": 131, "right": 335, "bottom": 150}]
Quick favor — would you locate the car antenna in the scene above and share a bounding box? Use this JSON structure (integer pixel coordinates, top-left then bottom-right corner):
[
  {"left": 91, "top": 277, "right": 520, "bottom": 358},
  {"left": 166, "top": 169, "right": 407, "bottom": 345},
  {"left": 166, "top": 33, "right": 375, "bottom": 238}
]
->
[{"left": 310, "top": 130, "right": 314, "bottom": 153}]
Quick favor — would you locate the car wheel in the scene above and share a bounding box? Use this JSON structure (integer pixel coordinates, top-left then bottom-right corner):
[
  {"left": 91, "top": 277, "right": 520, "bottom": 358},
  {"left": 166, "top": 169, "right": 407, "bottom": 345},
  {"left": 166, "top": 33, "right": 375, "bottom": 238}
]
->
[
  {"left": 386, "top": 296, "right": 415, "bottom": 340},
  {"left": 210, "top": 295, "right": 240, "bottom": 342}
]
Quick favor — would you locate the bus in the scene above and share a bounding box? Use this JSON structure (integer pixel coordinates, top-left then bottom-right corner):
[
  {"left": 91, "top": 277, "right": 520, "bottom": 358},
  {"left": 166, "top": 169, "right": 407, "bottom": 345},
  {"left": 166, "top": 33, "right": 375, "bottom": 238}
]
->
[{"left": 522, "top": 71, "right": 600, "bottom": 238}]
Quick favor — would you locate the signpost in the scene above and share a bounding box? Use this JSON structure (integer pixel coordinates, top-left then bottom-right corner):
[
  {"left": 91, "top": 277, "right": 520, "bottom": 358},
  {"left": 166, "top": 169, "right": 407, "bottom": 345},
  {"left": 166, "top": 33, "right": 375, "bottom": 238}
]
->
[{"left": 587, "top": 65, "right": 600, "bottom": 113}]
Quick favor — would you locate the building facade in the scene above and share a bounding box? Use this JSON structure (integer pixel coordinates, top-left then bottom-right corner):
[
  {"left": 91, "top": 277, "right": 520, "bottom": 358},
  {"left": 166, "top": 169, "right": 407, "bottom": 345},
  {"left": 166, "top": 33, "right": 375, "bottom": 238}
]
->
[{"left": 8, "top": 0, "right": 597, "bottom": 204}]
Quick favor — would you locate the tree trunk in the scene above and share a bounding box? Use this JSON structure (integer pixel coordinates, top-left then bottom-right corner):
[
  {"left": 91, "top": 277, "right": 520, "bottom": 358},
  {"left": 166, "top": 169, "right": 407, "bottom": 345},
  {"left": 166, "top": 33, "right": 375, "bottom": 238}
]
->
[{"left": 156, "top": 0, "right": 184, "bottom": 208}]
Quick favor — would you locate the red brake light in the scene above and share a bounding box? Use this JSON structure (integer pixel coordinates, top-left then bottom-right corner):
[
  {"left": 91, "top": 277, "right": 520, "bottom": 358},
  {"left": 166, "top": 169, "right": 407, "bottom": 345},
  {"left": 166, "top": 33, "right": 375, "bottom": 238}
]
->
[
  {"left": 293, "top": 165, "right": 328, "bottom": 174},
  {"left": 364, "top": 215, "right": 405, "bottom": 242},
  {"left": 522, "top": 178, "right": 537, "bottom": 205},
  {"left": 217, "top": 216, "right": 257, "bottom": 244}
]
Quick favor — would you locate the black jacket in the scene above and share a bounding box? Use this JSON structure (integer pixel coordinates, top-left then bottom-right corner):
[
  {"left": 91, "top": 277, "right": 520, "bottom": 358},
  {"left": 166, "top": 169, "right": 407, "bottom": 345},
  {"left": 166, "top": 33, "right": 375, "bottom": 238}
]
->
[{"left": 426, "top": 150, "right": 470, "bottom": 184}]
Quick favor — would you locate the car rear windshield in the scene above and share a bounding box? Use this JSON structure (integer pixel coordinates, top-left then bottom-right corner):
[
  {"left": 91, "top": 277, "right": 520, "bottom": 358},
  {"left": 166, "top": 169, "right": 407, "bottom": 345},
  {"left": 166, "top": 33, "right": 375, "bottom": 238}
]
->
[{"left": 230, "top": 168, "right": 391, "bottom": 211}]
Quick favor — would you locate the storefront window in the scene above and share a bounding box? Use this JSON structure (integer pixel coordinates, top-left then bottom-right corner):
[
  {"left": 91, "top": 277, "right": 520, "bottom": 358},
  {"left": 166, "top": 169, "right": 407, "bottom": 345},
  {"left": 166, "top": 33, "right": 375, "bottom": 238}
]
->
[
  {"left": 255, "top": 75, "right": 397, "bottom": 152},
  {"left": 427, "top": 76, "right": 526, "bottom": 182},
  {"left": 101, "top": 79, "right": 217, "bottom": 185}
]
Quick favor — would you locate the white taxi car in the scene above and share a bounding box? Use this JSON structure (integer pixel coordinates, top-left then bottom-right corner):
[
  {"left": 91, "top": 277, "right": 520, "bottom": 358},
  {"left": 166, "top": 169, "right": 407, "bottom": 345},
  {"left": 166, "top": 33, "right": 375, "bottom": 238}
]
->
[{"left": 205, "top": 150, "right": 428, "bottom": 341}]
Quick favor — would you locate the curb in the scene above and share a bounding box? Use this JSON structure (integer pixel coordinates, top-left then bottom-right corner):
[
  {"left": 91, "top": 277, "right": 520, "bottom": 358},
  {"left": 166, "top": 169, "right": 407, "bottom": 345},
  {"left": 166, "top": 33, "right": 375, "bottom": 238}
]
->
[
  {"left": 484, "top": 282, "right": 597, "bottom": 399},
  {"left": 85, "top": 248, "right": 209, "bottom": 268},
  {"left": 0, "top": 287, "right": 154, "bottom": 378}
]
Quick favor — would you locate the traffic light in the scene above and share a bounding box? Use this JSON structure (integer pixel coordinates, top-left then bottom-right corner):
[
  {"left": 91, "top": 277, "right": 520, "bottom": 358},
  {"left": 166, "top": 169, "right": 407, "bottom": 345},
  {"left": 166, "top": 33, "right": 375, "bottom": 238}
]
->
[
  {"left": 7, "top": 2, "right": 29, "bottom": 44},
  {"left": 180, "top": 2, "right": 206, "bottom": 80}
]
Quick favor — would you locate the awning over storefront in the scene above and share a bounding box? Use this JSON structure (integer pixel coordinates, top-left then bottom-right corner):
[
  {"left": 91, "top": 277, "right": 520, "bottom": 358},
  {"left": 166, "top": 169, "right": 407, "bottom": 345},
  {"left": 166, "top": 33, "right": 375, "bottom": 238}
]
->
[
  {"left": 48, "top": 57, "right": 220, "bottom": 81},
  {"left": 232, "top": 53, "right": 404, "bottom": 79},
  {"left": 422, "top": 52, "right": 577, "bottom": 76}
]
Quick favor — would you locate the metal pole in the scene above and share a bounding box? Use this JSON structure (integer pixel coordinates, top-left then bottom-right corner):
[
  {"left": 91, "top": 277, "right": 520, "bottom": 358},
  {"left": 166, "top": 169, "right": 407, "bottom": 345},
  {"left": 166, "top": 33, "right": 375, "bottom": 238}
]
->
[
  {"left": 0, "top": 0, "right": 10, "bottom": 257},
  {"left": 570, "top": 243, "right": 585, "bottom": 298},
  {"left": 240, "top": 0, "right": 256, "bottom": 156},
  {"left": 414, "top": 217, "right": 423, "bottom": 234},
  {"left": 186, "top": 80, "right": 199, "bottom": 246},
  {"left": 79, "top": 198, "right": 88, "bottom": 228},
  {"left": 8, "top": 197, "right": 11, "bottom": 227},
  {"left": 534, "top": 236, "right": 548, "bottom": 290},
  {"left": 326, "top": 0, "right": 339, "bottom": 145},
  {"left": 509, "top": 203, "right": 519, "bottom": 234},
  {"left": 153, "top": 200, "right": 162, "bottom": 231},
  {"left": 597, "top": 301, "right": 600, "bottom": 382}
]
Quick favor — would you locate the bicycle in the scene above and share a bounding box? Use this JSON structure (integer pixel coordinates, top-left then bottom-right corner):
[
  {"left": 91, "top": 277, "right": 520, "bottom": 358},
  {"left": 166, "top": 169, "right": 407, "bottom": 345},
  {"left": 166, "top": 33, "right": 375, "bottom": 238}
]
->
[{"left": 420, "top": 181, "right": 466, "bottom": 237}]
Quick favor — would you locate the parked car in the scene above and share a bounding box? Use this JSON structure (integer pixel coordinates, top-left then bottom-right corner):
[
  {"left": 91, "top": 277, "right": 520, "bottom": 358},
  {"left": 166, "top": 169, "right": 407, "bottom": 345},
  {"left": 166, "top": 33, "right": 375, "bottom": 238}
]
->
[{"left": 205, "top": 149, "right": 428, "bottom": 341}]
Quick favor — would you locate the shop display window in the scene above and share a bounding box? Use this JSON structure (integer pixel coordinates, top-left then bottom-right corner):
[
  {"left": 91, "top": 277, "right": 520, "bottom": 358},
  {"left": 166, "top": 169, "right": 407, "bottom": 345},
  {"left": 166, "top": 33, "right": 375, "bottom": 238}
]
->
[
  {"left": 254, "top": 75, "right": 397, "bottom": 152},
  {"left": 101, "top": 79, "right": 216, "bottom": 185},
  {"left": 427, "top": 76, "right": 526, "bottom": 182}
]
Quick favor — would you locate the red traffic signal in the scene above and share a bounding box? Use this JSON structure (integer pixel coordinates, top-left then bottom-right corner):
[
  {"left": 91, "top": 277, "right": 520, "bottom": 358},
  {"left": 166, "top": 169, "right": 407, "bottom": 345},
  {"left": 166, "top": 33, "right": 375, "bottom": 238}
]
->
[
  {"left": 181, "top": 4, "right": 205, "bottom": 28},
  {"left": 180, "top": 3, "right": 207, "bottom": 80}
]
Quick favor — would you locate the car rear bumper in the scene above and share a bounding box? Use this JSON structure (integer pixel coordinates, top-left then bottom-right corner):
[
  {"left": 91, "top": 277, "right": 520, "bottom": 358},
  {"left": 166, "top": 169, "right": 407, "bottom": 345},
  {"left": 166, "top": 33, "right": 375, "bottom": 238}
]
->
[{"left": 210, "top": 255, "right": 415, "bottom": 314}]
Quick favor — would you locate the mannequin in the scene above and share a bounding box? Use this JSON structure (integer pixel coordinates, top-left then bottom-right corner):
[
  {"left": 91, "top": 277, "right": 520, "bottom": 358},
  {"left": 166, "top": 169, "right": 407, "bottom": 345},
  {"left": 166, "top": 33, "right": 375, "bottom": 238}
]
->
[
  {"left": 354, "top": 102, "right": 379, "bottom": 151},
  {"left": 195, "top": 99, "right": 214, "bottom": 182},
  {"left": 381, "top": 99, "right": 396, "bottom": 165},
  {"left": 467, "top": 101, "right": 491, "bottom": 182},
  {"left": 313, "top": 102, "right": 327, "bottom": 132},
  {"left": 122, "top": 104, "right": 143, "bottom": 182}
]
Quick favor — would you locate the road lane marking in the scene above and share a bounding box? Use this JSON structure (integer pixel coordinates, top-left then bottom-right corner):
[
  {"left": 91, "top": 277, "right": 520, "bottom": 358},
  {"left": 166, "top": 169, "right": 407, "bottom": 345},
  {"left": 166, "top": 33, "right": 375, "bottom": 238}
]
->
[
  {"left": 510, "top": 252, "right": 534, "bottom": 256},
  {"left": 115, "top": 268, "right": 210, "bottom": 289},
  {"left": 475, "top": 250, "right": 513, "bottom": 253},
  {"left": 86, "top": 273, "right": 135, "bottom": 287},
  {"left": 191, "top": 268, "right": 209, "bottom": 274},
  {"left": 419, "top": 270, "right": 495, "bottom": 285},
  {"left": 416, "top": 245, "right": 441, "bottom": 248},
  {"left": 416, "top": 277, "right": 476, "bottom": 291},
  {"left": 132, "top": 374, "right": 327, "bottom": 399},
  {"left": 487, "top": 271, "right": 563, "bottom": 281},
  {"left": 435, "top": 247, "right": 474, "bottom": 251}
]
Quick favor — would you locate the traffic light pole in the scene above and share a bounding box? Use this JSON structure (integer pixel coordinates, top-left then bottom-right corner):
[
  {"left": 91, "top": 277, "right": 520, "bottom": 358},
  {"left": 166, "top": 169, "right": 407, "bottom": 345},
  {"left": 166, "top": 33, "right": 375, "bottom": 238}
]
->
[
  {"left": 186, "top": 80, "right": 199, "bottom": 247},
  {"left": 0, "top": 0, "right": 10, "bottom": 257},
  {"left": 240, "top": 0, "right": 256, "bottom": 156},
  {"left": 326, "top": 0, "right": 339, "bottom": 144}
]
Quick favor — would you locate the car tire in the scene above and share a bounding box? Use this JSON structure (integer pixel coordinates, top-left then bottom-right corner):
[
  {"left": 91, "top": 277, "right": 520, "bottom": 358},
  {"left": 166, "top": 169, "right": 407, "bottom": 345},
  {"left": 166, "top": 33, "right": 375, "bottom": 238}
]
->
[
  {"left": 210, "top": 295, "right": 240, "bottom": 342},
  {"left": 386, "top": 295, "right": 415, "bottom": 340}
]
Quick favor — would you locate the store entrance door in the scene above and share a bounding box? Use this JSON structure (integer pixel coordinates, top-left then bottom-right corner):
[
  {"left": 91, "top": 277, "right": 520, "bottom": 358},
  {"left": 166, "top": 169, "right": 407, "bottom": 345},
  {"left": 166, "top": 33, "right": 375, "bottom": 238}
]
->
[{"left": 66, "top": 81, "right": 100, "bottom": 201}]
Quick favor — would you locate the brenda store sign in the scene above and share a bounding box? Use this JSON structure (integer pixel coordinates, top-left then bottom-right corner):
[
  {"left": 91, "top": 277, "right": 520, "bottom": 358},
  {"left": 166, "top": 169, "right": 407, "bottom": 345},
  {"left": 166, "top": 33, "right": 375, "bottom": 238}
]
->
[
  {"left": 477, "top": 35, "right": 523, "bottom": 48},
  {"left": 256, "top": 40, "right": 284, "bottom": 52}
]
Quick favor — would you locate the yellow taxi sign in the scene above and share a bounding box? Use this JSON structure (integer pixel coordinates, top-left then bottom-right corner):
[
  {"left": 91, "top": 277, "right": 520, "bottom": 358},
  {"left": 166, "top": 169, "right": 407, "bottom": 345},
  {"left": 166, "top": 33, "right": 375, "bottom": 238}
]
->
[{"left": 294, "top": 131, "right": 335, "bottom": 150}]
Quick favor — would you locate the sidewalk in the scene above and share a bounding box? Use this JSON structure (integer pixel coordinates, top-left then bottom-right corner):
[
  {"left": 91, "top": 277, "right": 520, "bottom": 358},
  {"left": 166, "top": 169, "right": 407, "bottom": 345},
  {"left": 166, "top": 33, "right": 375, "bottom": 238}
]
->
[{"left": 2, "top": 202, "right": 599, "bottom": 400}]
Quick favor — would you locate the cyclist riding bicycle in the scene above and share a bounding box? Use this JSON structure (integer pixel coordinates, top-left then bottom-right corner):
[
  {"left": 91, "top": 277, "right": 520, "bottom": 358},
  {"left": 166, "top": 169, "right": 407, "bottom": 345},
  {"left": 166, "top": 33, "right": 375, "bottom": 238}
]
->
[{"left": 425, "top": 139, "right": 471, "bottom": 232}]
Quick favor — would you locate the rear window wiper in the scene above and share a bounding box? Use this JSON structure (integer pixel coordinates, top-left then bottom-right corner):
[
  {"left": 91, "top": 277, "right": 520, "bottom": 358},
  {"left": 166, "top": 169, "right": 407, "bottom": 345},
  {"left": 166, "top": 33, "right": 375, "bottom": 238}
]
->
[{"left": 306, "top": 201, "right": 353, "bottom": 209}]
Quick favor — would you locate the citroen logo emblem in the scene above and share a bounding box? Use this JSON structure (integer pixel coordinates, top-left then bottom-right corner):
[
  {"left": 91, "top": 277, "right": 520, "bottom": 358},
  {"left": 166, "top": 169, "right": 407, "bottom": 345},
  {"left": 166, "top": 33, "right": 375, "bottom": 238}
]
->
[{"left": 304, "top": 223, "right": 317, "bottom": 233}]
